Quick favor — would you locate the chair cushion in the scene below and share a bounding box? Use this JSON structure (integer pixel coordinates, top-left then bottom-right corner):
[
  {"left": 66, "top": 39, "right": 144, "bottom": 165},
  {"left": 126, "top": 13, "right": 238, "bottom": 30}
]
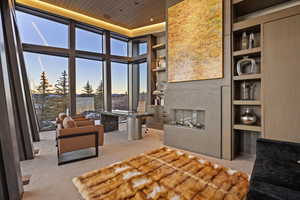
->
[
  {"left": 58, "top": 113, "right": 67, "bottom": 121},
  {"left": 63, "top": 117, "right": 77, "bottom": 128}
]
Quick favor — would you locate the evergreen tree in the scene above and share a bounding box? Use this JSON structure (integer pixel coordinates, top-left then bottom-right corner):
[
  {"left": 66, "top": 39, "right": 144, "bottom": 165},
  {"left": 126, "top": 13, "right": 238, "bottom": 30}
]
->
[
  {"left": 95, "top": 81, "right": 104, "bottom": 112},
  {"left": 54, "top": 70, "right": 69, "bottom": 112},
  {"left": 37, "top": 71, "right": 52, "bottom": 96},
  {"left": 81, "top": 81, "right": 94, "bottom": 97},
  {"left": 36, "top": 71, "right": 52, "bottom": 123},
  {"left": 55, "top": 70, "right": 68, "bottom": 96}
]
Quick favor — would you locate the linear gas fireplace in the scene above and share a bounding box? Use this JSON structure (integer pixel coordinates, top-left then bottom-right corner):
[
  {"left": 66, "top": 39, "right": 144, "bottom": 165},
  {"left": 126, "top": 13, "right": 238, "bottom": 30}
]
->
[{"left": 168, "top": 109, "right": 205, "bottom": 130}]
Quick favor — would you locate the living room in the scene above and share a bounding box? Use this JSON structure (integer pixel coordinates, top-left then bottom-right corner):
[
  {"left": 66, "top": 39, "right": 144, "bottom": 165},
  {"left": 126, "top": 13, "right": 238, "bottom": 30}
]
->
[{"left": 0, "top": 0, "right": 300, "bottom": 199}]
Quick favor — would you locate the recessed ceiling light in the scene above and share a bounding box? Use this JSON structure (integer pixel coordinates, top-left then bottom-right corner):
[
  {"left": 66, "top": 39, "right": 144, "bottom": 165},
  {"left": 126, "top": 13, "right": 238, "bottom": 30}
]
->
[{"left": 150, "top": 18, "right": 154, "bottom": 22}]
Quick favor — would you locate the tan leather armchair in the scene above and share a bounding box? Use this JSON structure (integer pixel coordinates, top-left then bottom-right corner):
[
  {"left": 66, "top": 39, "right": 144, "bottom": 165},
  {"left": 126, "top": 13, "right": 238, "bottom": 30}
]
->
[{"left": 56, "top": 121, "right": 104, "bottom": 165}]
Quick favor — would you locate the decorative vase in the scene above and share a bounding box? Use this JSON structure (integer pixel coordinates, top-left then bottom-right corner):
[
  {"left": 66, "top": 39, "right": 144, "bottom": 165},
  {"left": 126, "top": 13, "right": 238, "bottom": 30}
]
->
[
  {"left": 241, "top": 108, "right": 257, "bottom": 125},
  {"left": 241, "top": 81, "right": 256, "bottom": 100},
  {"left": 249, "top": 33, "right": 255, "bottom": 49},
  {"left": 241, "top": 81, "right": 250, "bottom": 100},
  {"left": 241, "top": 32, "right": 248, "bottom": 50},
  {"left": 237, "top": 56, "right": 257, "bottom": 76}
]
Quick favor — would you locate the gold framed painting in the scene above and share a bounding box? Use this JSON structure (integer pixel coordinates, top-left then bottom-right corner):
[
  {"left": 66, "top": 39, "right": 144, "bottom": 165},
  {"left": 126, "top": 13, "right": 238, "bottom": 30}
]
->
[{"left": 168, "top": 0, "right": 223, "bottom": 82}]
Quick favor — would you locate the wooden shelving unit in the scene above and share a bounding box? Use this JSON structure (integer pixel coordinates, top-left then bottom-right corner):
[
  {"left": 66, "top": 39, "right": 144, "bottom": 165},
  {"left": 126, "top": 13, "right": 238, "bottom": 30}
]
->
[
  {"left": 233, "top": 124, "right": 262, "bottom": 132},
  {"left": 147, "top": 34, "right": 167, "bottom": 130},
  {"left": 230, "top": 0, "right": 300, "bottom": 159},
  {"left": 233, "top": 74, "right": 261, "bottom": 81},
  {"left": 233, "top": 47, "right": 261, "bottom": 57},
  {"left": 233, "top": 0, "right": 293, "bottom": 18},
  {"left": 231, "top": 1, "right": 267, "bottom": 159},
  {"left": 233, "top": 2, "right": 300, "bottom": 31},
  {"left": 233, "top": 100, "right": 261, "bottom": 105}
]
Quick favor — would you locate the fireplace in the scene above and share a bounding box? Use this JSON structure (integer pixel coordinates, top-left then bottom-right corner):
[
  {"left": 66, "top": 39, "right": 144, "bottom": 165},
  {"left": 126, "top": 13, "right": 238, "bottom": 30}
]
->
[{"left": 169, "top": 109, "right": 205, "bottom": 130}]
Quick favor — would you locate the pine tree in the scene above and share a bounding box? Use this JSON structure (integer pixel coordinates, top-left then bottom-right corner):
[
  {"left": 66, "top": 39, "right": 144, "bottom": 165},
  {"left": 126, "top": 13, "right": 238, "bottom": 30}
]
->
[
  {"left": 81, "top": 81, "right": 94, "bottom": 97},
  {"left": 95, "top": 81, "right": 104, "bottom": 112},
  {"left": 96, "top": 81, "right": 104, "bottom": 95},
  {"left": 54, "top": 70, "right": 69, "bottom": 112},
  {"left": 55, "top": 70, "right": 68, "bottom": 96},
  {"left": 36, "top": 71, "right": 52, "bottom": 123},
  {"left": 37, "top": 71, "right": 52, "bottom": 96}
]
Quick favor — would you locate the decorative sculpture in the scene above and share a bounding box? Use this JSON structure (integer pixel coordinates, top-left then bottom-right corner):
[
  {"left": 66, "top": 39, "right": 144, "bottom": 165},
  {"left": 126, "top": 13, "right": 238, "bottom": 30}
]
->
[{"left": 237, "top": 56, "right": 257, "bottom": 76}]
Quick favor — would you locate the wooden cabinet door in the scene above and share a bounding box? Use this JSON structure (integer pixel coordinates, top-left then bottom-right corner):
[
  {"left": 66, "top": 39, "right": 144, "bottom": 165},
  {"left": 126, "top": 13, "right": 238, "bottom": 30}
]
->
[{"left": 263, "top": 14, "right": 300, "bottom": 142}]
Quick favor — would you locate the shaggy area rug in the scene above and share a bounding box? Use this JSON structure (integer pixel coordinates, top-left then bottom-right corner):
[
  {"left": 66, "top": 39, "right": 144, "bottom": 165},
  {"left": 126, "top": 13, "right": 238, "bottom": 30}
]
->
[{"left": 73, "top": 147, "right": 249, "bottom": 200}]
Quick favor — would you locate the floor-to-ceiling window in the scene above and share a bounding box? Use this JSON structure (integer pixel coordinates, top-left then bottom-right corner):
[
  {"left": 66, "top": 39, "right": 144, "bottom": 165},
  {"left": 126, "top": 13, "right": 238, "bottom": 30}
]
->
[
  {"left": 111, "top": 62, "right": 129, "bottom": 110},
  {"left": 16, "top": 11, "right": 68, "bottom": 48},
  {"left": 75, "top": 27, "right": 103, "bottom": 53},
  {"left": 111, "top": 37, "right": 128, "bottom": 56},
  {"left": 23, "top": 52, "right": 69, "bottom": 131},
  {"left": 17, "top": 10, "right": 70, "bottom": 131},
  {"left": 138, "top": 62, "right": 148, "bottom": 112},
  {"left": 76, "top": 58, "right": 104, "bottom": 119},
  {"left": 75, "top": 27, "right": 104, "bottom": 119},
  {"left": 16, "top": 7, "right": 149, "bottom": 129}
]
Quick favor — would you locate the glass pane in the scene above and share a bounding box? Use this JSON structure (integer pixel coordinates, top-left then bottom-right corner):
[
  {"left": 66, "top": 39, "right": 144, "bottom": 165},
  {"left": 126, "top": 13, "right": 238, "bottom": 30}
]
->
[
  {"left": 23, "top": 52, "right": 69, "bottom": 131},
  {"left": 137, "top": 62, "right": 148, "bottom": 112},
  {"left": 76, "top": 28, "right": 103, "bottom": 53},
  {"left": 111, "top": 62, "right": 128, "bottom": 110},
  {"left": 111, "top": 37, "right": 128, "bottom": 56},
  {"left": 76, "top": 58, "right": 104, "bottom": 119},
  {"left": 138, "top": 42, "right": 147, "bottom": 55},
  {"left": 16, "top": 11, "right": 68, "bottom": 48}
]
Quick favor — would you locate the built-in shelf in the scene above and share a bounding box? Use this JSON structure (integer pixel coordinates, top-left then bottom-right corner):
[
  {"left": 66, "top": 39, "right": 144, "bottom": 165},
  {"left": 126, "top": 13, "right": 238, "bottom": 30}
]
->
[
  {"left": 233, "top": 0, "right": 294, "bottom": 17},
  {"left": 234, "top": 124, "right": 262, "bottom": 132},
  {"left": 233, "top": 100, "right": 261, "bottom": 105},
  {"left": 233, "top": 74, "right": 261, "bottom": 81},
  {"left": 233, "top": 4, "right": 300, "bottom": 31},
  {"left": 152, "top": 67, "right": 166, "bottom": 72},
  {"left": 233, "top": 21, "right": 260, "bottom": 32},
  {"left": 233, "top": 47, "right": 261, "bottom": 57},
  {"left": 152, "top": 43, "right": 166, "bottom": 50}
]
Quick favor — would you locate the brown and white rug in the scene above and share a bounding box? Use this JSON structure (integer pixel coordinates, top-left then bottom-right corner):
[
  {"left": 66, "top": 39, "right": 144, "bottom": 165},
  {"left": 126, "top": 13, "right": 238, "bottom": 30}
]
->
[{"left": 73, "top": 147, "right": 249, "bottom": 200}]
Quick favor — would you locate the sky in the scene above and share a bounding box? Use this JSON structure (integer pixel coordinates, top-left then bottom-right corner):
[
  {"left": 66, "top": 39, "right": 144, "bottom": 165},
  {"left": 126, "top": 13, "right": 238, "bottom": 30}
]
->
[{"left": 16, "top": 10, "right": 147, "bottom": 94}]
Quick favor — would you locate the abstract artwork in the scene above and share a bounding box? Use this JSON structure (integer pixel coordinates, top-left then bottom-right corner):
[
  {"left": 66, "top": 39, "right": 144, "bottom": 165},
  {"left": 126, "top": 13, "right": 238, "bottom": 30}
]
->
[{"left": 168, "top": 0, "right": 223, "bottom": 82}]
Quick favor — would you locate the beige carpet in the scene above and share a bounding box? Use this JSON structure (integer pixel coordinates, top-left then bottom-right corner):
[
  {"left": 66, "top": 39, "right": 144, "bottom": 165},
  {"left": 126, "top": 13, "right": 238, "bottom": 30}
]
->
[{"left": 21, "top": 126, "right": 254, "bottom": 200}]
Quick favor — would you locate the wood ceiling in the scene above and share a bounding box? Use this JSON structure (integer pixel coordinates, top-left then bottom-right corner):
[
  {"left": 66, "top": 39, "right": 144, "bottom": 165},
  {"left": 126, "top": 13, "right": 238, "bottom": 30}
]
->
[{"left": 38, "top": 0, "right": 166, "bottom": 29}]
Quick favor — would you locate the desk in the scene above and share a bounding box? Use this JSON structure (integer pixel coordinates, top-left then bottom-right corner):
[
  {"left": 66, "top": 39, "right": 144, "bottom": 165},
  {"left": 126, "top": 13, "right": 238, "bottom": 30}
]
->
[{"left": 101, "top": 111, "right": 153, "bottom": 140}]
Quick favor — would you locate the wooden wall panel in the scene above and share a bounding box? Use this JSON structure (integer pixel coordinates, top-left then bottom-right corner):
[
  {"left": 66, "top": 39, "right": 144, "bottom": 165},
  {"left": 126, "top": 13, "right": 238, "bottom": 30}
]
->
[{"left": 263, "top": 14, "right": 300, "bottom": 142}]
